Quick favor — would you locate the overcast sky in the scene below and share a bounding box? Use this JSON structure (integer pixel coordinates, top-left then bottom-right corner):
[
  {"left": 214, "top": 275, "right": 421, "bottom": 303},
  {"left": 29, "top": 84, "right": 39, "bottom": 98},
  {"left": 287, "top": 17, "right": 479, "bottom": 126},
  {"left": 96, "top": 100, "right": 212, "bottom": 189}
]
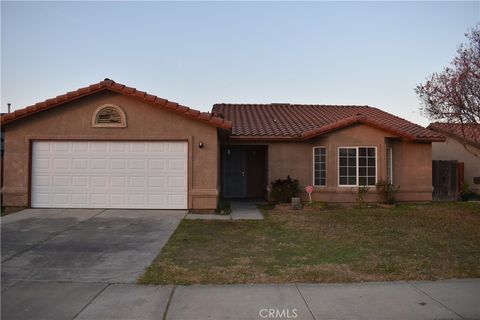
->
[{"left": 1, "top": 1, "right": 479, "bottom": 126}]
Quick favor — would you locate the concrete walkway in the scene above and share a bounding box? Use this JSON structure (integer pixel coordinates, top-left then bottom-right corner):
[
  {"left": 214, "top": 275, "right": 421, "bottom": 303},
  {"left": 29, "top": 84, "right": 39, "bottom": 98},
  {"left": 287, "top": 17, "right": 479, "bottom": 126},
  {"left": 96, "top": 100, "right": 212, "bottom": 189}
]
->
[
  {"left": 2, "top": 279, "right": 479, "bottom": 319},
  {"left": 230, "top": 201, "right": 264, "bottom": 220},
  {"left": 185, "top": 201, "right": 264, "bottom": 220}
]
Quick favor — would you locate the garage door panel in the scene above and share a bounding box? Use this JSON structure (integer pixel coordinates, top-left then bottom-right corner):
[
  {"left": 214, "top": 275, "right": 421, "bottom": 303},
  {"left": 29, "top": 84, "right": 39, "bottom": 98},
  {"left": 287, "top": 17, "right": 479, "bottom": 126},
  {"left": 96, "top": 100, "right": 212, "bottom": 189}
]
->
[
  {"left": 110, "top": 142, "right": 128, "bottom": 153},
  {"left": 168, "top": 194, "right": 187, "bottom": 206},
  {"left": 72, "top": 176, "right": 88, "bottom": 187},
  {"left": 91, "top": 176, "right": 107, "bottom": 188},
  {"left": 91, "top": 159, "right": 107, "bottom": 169},
  {"left": 129, "top": 159, "right": 146, "bottom": 169},
  {"left": 111, "top": 159, "right": 126, "bottom": 169},
  {"left": 72, "top": 159, "right": 88, "bottom": 169},
  {"left": 130, "top": 143, "right": 147, "bottom": 152},
  {"left": 91, "top": 194, "right": 108, "bottom": 206},
  {"left": 168, "top": 158, "right": 186, "bottom": 170},
  {"left": 91, "top": 142, "right": 108, "bottom": 152},
  {"left": 129, "top": 176, "right": 146, "bottom": 188},
  {"left": 72, "top": 142, "right": 89, "bottom": 152},
  {"left": 168, "top": 143, "right": 186, "bottom": 153},
  {"left": 149, "top": 143, "right": 166, "bottom": 152},
  {"left": 54, "top": 142, "right": 69, "bottom": 152},
  {"left": 110, "top": 176, "right": 126, "bottom": 188},
  {"left": 33, "top": 158, "right": 50, "bottom": 170},
  {"left": 32, "top": 141, "right": 188, "bottom": 209},
  {"left": 168, "top": 176, "right": 187, "bottom": 189},
  {"left": 34, "top": 142, "right": 51, "bottom": 152},
  {"left": 53, "top": 159, "right": 69, "bottom": 170},
  {"left": 52, "top": 193, "right": 69, "bottom": 204},
  {"left": 53, "top": 176, "right": 69, "bottom": 187},
  {"left": 72, "top": 194, "right": 88, "bottom": 205},
  {"left": 32, "top": 193, "right": 49, "bottom": 205},
  {"left": 149, "top": 159, "right": 165, "bottom": 169},
  {"left": 111, "top": 194, "right": 127, "bottom": 205},
  {"left": 148, "top": 194, "right": 166, "bottom": 205},
  {"left": 34, "top": 175, "right": 50, "bottom": 187}
]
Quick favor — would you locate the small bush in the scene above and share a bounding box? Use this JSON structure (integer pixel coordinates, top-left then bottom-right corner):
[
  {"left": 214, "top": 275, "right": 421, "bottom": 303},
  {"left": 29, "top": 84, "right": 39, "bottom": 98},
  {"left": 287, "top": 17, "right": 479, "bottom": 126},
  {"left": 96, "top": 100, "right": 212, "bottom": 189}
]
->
[
  {"left": 270, "top": 176, "right": 299, "bottom": 203},
  {"left": 355, "top": 186, "right": 370, "bottom": 207},
  {"left": 460, "top": 182, "right": 475, "bottom": 201},
  {"left": 376, "top": 180, "right": 399, "bottom": 204}
]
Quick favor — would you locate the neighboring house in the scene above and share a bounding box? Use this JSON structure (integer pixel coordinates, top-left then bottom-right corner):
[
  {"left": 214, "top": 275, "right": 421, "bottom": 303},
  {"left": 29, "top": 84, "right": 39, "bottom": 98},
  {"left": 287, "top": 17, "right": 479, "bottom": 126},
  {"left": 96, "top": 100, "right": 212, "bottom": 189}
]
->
[
  {"left": 428, "top": 122, "right": 480, "bottom": 194},
  {"left": 0, "top": 79, "right": 444, "bottom": 210}
]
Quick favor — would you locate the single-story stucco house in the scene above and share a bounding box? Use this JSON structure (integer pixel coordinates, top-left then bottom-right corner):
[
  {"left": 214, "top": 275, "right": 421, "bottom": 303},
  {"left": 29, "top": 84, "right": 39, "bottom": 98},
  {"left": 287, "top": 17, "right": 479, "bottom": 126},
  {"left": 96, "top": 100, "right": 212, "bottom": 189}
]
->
[
  {"left": 428, "top": 122, "right": 480, "bottom": 194},
  {"left": 0, "top": 79, "right": 445, "bottom": 210}
]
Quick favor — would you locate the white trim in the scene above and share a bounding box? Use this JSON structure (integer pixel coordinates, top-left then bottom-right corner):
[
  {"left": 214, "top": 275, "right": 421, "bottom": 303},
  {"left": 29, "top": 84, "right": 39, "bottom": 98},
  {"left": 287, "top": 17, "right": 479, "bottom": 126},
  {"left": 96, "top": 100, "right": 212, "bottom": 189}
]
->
[
  {"left": 312, "top": 146, "right": 327, "bottom": 187},
  {"left": 337, "top": 146, "right": 378, "bottom": 187}
]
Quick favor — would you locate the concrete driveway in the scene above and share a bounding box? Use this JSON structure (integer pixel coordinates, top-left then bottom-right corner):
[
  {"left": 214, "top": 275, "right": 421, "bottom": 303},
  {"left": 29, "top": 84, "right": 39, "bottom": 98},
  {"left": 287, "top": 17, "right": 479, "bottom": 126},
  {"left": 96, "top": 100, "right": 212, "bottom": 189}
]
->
[{"left": 1, "top": 208, "right": 185, "bottom": 284}]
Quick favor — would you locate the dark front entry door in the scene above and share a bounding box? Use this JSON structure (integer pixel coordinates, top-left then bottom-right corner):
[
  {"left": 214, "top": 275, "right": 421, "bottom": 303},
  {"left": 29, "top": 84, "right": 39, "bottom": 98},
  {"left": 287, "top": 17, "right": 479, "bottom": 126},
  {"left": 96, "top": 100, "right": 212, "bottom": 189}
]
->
[
  {"left": 246, "top": 148, "right": 266, "bottom": 198},
  {"left": 223, "top": 149, "right": 247, "bottom": 198}
]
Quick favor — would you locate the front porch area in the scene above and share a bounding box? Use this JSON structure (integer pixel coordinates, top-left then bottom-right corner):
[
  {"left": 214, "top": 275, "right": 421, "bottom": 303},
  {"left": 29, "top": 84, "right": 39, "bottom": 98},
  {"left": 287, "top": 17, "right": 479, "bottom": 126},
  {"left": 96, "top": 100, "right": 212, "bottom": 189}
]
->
[{"left": 220, "top": 145, "right": 268, "bottom": 200}]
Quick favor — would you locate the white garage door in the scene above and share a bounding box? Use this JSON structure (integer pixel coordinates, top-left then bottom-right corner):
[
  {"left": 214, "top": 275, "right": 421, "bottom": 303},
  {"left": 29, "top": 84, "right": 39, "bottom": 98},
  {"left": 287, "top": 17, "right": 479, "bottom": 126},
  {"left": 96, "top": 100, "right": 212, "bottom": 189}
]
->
[{"left": 31, "top": 141, "right": 187, "bottom": 209}]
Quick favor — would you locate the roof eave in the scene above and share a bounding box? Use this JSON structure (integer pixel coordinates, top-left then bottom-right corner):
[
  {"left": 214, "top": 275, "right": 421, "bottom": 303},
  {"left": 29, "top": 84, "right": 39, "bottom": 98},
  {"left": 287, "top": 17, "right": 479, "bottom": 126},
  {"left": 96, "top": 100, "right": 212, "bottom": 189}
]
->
[
  {"left": 0, "top": 86, "right": 107, "bottom": 126},
  {"left": 0, "top": 80, "right": 232, "bottom": 130},
  {"left": 415, "top": 136, "right": 446, "bottom": 143},
  {"left": 428, "top": 126, "right": 479, "bottom": 146},
  {"left": 298, "top": 115, "right": 421, "bottom": 142},
  {"left": 225, "top": 114, "right": 445, "bottom": 143},
  {"left": 228, "top": 135, "right": 301, "bottom": 142}
]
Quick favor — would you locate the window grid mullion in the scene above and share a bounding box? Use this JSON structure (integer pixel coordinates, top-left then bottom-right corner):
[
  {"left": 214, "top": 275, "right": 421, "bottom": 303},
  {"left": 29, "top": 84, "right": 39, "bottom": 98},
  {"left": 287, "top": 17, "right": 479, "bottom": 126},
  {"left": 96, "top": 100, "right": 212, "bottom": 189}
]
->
[{"left": 356, "top": 147, "right": 359, "bottom": 186}]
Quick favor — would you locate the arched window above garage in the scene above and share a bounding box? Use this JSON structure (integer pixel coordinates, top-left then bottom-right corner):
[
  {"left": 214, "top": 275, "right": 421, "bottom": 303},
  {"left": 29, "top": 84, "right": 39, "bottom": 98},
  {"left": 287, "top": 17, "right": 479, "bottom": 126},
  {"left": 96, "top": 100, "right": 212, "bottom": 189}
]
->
[{"left": 92, "top": 104, "right": 127, "bottom": 128}]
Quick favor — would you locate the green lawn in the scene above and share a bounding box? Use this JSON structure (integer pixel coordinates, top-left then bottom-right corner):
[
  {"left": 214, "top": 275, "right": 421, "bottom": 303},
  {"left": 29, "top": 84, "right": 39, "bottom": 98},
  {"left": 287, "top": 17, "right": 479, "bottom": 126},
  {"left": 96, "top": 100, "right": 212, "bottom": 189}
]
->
[{"left": 139, "top": 202, "right": 480, "bottom": 285}]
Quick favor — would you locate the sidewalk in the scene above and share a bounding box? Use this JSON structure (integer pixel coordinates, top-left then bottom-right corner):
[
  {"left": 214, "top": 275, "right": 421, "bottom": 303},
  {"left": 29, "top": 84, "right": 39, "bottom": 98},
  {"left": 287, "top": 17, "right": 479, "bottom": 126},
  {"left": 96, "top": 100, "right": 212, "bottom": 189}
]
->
[{"left": 2, "top": 279, "right": 479, "bottom": 320}]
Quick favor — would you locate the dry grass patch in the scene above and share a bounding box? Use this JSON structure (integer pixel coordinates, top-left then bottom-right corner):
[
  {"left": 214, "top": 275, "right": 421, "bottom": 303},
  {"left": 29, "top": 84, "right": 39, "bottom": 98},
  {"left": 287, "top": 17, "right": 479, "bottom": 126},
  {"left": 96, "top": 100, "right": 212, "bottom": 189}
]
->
[{"left": 139, "top": 202, "right": 480, "bottom": 285}]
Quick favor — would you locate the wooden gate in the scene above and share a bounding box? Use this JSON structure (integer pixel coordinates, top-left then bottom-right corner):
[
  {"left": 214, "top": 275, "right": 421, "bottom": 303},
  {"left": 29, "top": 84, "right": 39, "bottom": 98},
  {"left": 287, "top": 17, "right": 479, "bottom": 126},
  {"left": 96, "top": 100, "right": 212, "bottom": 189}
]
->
[{"left": 432, "top": 160, "right": 464, "bottom": 201}]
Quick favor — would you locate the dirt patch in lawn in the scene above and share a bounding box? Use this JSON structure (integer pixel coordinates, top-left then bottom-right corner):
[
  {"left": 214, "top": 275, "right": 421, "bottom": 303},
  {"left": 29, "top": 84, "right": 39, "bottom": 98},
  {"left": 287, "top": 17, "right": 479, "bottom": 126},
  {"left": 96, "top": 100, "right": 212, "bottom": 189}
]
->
[{"left": 139, "top": 202, "right": 480, "bottom": 285}]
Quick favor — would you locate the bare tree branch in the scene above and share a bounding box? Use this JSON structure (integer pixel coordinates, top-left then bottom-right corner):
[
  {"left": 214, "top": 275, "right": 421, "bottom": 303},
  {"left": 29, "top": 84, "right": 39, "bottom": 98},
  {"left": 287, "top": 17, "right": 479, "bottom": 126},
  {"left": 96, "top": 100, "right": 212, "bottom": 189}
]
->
[{"left": 416, "top": 25, "right": 480, "bottom": 157}]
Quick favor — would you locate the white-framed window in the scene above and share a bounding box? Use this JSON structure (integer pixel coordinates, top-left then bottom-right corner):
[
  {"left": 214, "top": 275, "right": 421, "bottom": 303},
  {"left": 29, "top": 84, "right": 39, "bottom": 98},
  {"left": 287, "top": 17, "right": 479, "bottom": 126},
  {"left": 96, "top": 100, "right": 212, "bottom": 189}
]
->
[
  {"left": 386, "top": 147, "right": 393, "bottom": 184},
  {"left": 338, "top": 147, "right": 377, "bottom": 187},
  {"left": 313, "top": 147, "right": 327, "bottom": 186}
]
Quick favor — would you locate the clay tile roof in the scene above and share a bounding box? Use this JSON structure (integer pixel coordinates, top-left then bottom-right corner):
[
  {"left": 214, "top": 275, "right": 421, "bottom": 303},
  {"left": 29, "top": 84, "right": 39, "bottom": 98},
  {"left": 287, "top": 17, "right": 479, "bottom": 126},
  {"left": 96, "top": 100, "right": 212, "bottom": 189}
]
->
[
  {"left": 212, "top": 103, "right": 445, "bottom": 142},
  {"left": 428, "top": 122, "right": 480, "bottom": 148},
  {"left": 1, "top": 79, "right": 231, "bottom": 130}
]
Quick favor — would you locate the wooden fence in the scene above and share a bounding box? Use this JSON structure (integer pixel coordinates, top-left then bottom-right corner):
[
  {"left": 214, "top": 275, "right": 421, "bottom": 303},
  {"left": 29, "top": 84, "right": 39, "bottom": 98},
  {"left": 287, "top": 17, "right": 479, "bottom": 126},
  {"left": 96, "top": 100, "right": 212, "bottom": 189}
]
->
[{"left": 432, "top": 160, "right": 464, "bottom": 201}]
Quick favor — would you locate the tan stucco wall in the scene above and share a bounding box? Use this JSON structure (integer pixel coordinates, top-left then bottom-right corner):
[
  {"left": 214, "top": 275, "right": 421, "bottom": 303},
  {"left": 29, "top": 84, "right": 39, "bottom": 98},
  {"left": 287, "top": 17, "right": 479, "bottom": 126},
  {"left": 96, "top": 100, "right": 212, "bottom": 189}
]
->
[
  {"left": 228, "top": 124, "right": 433, "bottom": 202},
  {"left": 2, "top": 91, "right": 219, "bottom": 209},
  {"left": 432, "top": 137, "right": 480, "bottom": 193},
  {"left": 389, "top": 139, "right": 433, "bottom": 201}
]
